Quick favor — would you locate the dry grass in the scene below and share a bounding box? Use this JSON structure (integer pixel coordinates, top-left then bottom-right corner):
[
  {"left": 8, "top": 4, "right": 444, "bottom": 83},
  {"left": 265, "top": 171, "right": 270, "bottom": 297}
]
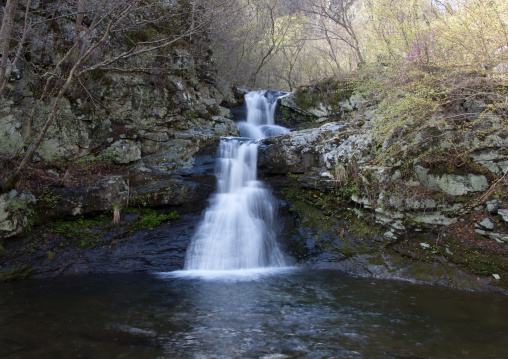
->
[{"left": 1, "top": 155, "right": 129, "bottom": 194}]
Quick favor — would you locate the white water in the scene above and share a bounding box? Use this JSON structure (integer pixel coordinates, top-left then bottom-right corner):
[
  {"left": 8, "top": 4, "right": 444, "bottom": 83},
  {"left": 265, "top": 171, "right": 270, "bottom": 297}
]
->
[
  {"left": 182, "top": 90, "right": 291, "bottom": 275},
  {"left": 237, "top": 90, "right": 290, "bottom": 139}
]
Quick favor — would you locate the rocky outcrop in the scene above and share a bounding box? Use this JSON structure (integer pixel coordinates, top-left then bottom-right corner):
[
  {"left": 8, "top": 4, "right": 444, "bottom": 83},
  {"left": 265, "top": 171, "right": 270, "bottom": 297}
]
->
[
  {"left": 259, "top": 87, "right": 508, "bottom": 292},
  {"left": 263, "top": 91, "right": 508, "bottom": 238},
  {"left": 0, "top": 4, "right": 241, "bottom": 241}
]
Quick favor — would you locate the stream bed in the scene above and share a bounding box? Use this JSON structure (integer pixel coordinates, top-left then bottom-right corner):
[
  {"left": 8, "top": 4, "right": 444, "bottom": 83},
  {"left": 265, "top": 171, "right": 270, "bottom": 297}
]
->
[{"left": 1, "top": 269, "right": 507, "bottom": 358}]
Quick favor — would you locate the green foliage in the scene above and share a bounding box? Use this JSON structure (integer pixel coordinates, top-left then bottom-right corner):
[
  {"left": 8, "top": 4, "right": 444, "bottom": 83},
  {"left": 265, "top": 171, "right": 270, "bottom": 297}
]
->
[
  {"left": 129, "top": 208, "right": 179, "bottom": 233},
  {"left": 48, "top": 215, "right": 106, "bottom": 240},
  {"left": 38, "top": 188, "right": 61, "bottom": 209}
]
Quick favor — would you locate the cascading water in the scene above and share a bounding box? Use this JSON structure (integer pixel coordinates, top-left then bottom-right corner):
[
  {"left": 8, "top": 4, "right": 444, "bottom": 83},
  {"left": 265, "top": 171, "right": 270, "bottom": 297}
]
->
[
  {"left": 183, "top": 90, "right": 290, "bottom": 274},
  {"left": 237, "top": 90, "right": 290, "bottom": 139}
]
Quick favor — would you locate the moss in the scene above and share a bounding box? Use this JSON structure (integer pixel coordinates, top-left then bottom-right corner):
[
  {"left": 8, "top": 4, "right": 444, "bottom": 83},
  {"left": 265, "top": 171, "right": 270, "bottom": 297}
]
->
[
  {"left": 348, "top": 215, "right": 381, "bottom": 238},
  {"left": 410, "top": 262, "right": 434, "bottom": 281},
  {"left": 367, "top": 257, "right": 385, "bottom": 266},
  {"left": 0, "top": 267, "right": 37, "bottom": 282},
  {"left": 47, "top": 215, "right": 107, "bottom": 240},
  {"left": 129, "top": 208, "right": 179, "bottom": 233},
  {"left": 401, "top": 236, "right": 508, "bottom": 290},
  {"left": 339, "top": 237, "right": 373, "bottom": 257}
]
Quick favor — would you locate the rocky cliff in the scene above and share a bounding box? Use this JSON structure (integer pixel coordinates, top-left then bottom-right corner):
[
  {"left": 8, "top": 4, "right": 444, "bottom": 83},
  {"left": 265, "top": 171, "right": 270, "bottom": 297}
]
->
[
  {"left": 0, "top": 1, "right": 241, "bottom": 278},
  {"left": 259, "top": 83, "right": 508, "bottom": 293}
]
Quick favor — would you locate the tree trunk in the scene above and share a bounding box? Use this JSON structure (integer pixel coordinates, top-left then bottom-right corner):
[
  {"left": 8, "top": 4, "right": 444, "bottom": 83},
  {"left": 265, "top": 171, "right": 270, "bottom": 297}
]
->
[{"left": 0, "top": 0, "right": 19, "bottom": 90}]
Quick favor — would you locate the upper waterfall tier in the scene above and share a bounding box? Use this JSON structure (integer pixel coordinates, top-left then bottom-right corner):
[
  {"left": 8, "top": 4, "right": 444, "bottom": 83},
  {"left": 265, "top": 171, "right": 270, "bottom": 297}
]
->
[{"left": 238, "top": 90, "right": 290, "bottom": 139}]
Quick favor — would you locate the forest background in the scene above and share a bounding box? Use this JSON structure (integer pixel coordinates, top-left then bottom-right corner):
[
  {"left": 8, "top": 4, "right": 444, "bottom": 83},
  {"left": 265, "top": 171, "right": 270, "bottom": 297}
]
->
[{"left": 0, "top": 0, "right": 507, "bottom": 191}]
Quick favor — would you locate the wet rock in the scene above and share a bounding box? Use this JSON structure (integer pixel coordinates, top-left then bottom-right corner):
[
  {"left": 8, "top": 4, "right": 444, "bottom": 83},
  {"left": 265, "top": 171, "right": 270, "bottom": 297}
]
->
[{"left": 0, "top": 213, "right": 200, "bottom": 278}]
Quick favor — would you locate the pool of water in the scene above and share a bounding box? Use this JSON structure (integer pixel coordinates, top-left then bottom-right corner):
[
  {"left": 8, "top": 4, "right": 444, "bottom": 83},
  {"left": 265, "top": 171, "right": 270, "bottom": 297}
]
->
[{"left": 1, "top": 269, "right": 507, "bottom": 358}]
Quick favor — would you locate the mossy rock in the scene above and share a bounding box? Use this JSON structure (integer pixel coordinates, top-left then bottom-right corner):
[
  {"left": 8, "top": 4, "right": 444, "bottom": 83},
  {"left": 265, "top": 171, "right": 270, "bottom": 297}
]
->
[{"left": 293, "top": 76, "right": 357, "bottom": 111}]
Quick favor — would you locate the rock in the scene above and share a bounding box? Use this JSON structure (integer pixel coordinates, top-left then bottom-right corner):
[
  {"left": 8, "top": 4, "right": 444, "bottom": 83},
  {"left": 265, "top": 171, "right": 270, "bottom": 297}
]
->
[
  {"left": 43, "top": 176, "right": 129, "bottom": 218},
  {"left": 0, "top": 190, "right": 37, "bottom": 238},
  {"left": 383, "top": 230, "right": 397, "bottom": 240},
  {"left": 407, "top": 213, "right": 457, "bottom": 226},
  {"left": 0, "top": 213, "right": 201, "bottom": 278},
  {"left": 489, "top": 233, "right": 508, "bottom": 243},
  {"left": 498, "top": 209, "right": 508, "bottom": 223},
  {"left": 414, "top": 165, "right": 488, "bottom": 196},
  {"left": 475, "top": 229, "right": 487, "bottom": 236},
  {"left": 105, "top": 140, "right": 142, "bottom": 164},
  {"left": 0, "top": 114, "right": 23, "bottom": 156},
  {"left": 486, "top": 200, "right": 499, "bottom": 214},
  {"left": 470, "top": 150, "right": 508, "bottom": 176},
  {"left": 476, "top": 218, "right": 494, "bottom": 230}
]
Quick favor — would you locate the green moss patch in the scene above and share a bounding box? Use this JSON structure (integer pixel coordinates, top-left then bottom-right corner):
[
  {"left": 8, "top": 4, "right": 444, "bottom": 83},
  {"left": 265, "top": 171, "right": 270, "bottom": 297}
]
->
[
  {"left": 129, "top": 208, "right": 179, "bottom": 233},
  {"left": 48, "top": 215, "right": 108, "bottom": 240}
]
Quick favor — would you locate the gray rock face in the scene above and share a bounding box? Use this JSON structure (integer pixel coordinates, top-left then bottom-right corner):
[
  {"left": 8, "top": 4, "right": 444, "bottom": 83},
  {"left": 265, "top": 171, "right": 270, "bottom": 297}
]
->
[
  {"left": 0, "top": 24, "right": 239, "bottom": 167},
  {"left": 486, "top": 200, "right": 499, "bottom": 214},
  {"left": 414, "top": 165, "right": 488, "bottom": 196},
  {"left": 498, "top": 209, "right": 508, "bottom": 223},
  {"left": 43, "top": 176, "right": 129, "bottom": 218},
  {"left": 106, "top": 140, "right": 142, "bottom": 164},
  {"left": 476, "top": 218, "right": 495, "bottom": 231},
  {"left": 0, "top": 190, "right": 37, "bottom": 239},
  {"left": 261, "top": 89, "right": 504, "bottom": 241}
]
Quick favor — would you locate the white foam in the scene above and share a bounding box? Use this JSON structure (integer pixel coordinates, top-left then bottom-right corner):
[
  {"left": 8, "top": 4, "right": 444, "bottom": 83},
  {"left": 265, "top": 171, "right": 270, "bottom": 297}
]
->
[{"left": 157, "top": 266, "right": 298, "bottom": 282}]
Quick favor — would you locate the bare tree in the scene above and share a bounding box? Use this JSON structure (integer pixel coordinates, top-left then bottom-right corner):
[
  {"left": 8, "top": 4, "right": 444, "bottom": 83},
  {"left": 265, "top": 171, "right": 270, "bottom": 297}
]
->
[
  {"left": 0, "top": 0, "right": 19, "bottom": 91},
  {"left": 1, "top": 0, "right": 218, "bottom": 192},
  {"left": 295, "top": 0, "right": 365, "bottom": 67}
]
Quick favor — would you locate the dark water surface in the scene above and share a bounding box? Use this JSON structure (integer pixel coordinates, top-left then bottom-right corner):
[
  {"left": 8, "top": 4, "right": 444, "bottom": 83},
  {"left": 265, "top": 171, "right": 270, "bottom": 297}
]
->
[{"left": 1, "top": 269, "right": 507, "bottom": 359}]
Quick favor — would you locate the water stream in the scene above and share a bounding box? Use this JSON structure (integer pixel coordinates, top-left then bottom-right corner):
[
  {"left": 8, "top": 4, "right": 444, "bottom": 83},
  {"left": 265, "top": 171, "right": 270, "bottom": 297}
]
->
[
  {"left": 1, "top": 271, "right": 507, "bottom": 359},
  {"left": 182, "top": 90, "right": 291, "bottom": 275}
]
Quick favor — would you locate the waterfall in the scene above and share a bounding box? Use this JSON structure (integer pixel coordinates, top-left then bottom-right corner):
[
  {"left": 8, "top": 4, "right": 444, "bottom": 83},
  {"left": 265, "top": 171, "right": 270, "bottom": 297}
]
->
[
  {"left": 183, "top": 90, "right": 289, "bottom": 273},
  {"left": 237, "top": 90, "right": 290, "bottom": 139}
]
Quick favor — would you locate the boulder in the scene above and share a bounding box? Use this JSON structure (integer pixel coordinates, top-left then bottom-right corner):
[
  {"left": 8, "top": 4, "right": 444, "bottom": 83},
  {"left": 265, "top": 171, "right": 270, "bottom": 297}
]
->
[
  {"left": 414, "top": 165, "right": 488, "bottom": 196},
  {"left": 486, "top": 200, "right": 499, "bottom": 214},
  {"left": 105, "top": 140, "right": 142, "bottom": 164},
  {"left": 43, "top": 176, "right": 129, "bottom": 218},
  {"left": 476, "top": 218, "right": 494, "bottom": 231},
  {"left": 0, "top": 190, "right": 36, "bottom": 238},
  {"left": 498, "top": 209, "right": 508, "bottom": 223}
]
